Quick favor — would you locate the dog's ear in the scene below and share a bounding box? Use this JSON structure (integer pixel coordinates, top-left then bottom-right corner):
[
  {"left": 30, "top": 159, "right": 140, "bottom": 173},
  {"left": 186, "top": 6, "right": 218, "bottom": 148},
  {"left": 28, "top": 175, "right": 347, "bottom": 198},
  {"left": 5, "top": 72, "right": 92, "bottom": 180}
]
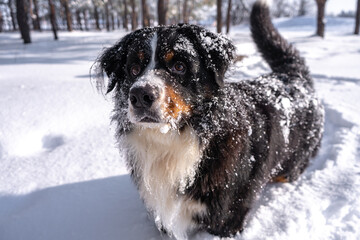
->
[
  {"left": 177, "top": 24, "right": 235, "bottom": 87},
  {"left": 92, "top": 34, "right": 133, "bottom": 94}
]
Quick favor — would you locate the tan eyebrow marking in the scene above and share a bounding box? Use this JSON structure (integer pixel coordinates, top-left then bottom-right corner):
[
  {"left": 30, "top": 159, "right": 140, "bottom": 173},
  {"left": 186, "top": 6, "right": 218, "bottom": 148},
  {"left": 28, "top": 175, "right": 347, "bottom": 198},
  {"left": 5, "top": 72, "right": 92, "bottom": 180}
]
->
[
  {"left": 164, "top": 51, "right": 174, "bottom": 63},
  {"left": 138, "top": 51, "right": 144, "bottom": 61}
]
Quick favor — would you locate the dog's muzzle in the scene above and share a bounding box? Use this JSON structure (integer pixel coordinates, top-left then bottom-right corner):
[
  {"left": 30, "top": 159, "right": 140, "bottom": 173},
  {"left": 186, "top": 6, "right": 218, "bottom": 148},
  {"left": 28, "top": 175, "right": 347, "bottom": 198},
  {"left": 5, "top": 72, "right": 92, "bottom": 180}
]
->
[
  {"left": 128, "top": 71, "right": 166, "bottom": 124},
  {"left": 129, "top": 84, "right": 160, "bottom": 123}
]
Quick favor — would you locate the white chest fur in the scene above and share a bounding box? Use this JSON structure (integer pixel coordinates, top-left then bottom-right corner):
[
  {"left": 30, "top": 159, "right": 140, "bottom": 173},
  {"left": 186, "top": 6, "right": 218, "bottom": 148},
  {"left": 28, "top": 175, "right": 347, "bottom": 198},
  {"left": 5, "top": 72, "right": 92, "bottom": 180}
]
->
[{"left": 126, "top": 126, "right": 206, "bottom": 239}]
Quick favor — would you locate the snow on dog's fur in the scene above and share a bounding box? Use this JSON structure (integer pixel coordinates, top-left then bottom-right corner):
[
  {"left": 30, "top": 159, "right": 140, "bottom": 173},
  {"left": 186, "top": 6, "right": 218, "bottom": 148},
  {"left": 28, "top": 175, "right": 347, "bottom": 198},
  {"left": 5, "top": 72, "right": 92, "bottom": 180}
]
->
[{"left": 93, "top": 1, "right": 324, "bottom": 238}]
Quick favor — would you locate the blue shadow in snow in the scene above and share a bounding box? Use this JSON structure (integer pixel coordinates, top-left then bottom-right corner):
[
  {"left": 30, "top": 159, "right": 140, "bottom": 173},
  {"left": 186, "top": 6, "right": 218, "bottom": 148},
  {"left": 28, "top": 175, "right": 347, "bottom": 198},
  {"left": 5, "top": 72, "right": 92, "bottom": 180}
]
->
[{"left": 0, "top": 175, "right": 161, "bottom": 240}]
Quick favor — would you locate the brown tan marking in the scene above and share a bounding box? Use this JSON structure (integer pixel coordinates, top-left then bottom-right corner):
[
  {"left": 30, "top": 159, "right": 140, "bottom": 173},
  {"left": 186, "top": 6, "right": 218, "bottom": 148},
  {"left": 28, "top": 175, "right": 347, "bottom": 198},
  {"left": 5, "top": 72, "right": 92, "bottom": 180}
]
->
[
  {"left": 272, "top": 175, "right": 289, "bottom": 183},
  {"left": 138, "top": 51, "right": 145, "bottom": 61},
  {"left": 163, "top": 85, "right": 192, "bottom": 119},
  {"left": 165, "top": 51, "right": 174, "bottom": 63}
]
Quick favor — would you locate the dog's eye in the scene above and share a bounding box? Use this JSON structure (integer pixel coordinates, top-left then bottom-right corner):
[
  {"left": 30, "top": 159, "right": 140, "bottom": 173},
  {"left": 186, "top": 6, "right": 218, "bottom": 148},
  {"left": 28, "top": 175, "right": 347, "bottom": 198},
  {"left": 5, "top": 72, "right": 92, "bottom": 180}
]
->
[
  {"left": 172, "top": 62, "right": 186, "bottom": 74},
  {"left": 131, "top": 64, "right": 141, "bottom": 76}
]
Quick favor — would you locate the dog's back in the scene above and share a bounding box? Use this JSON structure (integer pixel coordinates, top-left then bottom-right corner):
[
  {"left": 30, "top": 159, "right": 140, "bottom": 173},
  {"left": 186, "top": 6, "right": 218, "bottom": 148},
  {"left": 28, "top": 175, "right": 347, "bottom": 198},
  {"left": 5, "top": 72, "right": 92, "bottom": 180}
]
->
[{"left": 243, "top": 0, "right": 324, "bottom": 182}]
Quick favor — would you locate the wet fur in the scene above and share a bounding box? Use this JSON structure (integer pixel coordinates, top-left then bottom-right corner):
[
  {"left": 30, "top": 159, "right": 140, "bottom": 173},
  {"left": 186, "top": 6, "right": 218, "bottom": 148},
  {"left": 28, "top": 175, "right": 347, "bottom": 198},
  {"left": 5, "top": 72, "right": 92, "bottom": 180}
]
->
[{"left": 93, "top": 1, "right": 324, "bottom": 238}]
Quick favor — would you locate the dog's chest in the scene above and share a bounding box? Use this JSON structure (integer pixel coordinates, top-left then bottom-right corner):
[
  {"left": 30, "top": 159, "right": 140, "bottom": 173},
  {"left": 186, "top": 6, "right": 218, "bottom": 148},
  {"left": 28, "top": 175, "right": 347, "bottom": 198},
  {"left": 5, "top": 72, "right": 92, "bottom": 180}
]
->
[{"left": 126, "top": 126, "right": 206, "bottom": 237}]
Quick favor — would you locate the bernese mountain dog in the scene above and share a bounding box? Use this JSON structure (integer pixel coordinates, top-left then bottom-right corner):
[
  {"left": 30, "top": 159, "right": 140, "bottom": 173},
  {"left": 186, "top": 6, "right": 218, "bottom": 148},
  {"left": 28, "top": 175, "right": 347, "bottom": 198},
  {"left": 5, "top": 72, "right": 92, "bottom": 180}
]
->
[{"left": 93, "top": 0, "right": 324, "bottom": 239}]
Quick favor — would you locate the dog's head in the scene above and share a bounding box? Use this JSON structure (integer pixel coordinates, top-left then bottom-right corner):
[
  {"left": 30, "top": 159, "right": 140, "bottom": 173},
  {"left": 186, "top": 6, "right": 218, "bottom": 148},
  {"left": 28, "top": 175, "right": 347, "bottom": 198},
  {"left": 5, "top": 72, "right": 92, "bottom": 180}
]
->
[{"left": 93, "top": 24, "right": 235, "bottom": 133}]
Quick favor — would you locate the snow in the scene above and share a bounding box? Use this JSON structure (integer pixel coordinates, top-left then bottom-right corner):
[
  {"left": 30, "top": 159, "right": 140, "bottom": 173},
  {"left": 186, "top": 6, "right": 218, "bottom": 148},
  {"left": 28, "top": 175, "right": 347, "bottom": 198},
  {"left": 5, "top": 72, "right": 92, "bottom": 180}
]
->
[{"left": 1, "top": 17, "right": 360, "bottom": 239}]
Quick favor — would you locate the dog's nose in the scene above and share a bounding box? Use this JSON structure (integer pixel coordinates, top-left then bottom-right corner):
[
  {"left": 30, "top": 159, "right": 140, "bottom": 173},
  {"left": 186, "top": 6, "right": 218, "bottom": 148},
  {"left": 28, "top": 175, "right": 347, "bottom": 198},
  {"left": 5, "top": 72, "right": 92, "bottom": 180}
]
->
[{"left": 129, "top": 85, "right": 158, "bottom": 109}]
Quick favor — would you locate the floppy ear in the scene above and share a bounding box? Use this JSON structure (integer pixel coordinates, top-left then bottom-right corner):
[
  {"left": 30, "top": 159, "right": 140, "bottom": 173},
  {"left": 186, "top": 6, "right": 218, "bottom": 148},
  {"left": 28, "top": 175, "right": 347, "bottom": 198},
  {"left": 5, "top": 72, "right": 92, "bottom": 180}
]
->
[
  {"left": 177, "top": 24, "right": 235, "bottom": 87},
  {"left": 92, "top": 34, "right": 132, "bottom": 94}
]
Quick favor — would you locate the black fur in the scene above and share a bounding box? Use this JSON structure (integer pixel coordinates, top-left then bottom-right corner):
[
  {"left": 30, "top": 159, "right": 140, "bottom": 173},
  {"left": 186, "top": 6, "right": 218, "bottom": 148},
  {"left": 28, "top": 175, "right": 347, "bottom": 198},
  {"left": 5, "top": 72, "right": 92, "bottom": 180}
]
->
[{"left": 93, "top": 1, "right": 324, "bottom": 238}]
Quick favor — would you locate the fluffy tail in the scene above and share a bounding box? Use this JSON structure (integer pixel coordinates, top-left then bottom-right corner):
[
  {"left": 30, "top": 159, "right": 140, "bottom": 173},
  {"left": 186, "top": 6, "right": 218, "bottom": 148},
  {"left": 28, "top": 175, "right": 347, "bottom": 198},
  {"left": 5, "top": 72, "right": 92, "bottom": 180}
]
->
[{"left": 250, "top": 0, "right": 311, "bottom": 82}]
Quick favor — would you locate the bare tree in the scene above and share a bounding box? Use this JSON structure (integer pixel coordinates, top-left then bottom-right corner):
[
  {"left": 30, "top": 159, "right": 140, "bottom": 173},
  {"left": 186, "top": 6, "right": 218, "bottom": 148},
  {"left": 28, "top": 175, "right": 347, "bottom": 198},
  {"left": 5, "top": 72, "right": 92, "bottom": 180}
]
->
[
  {"left": 16, "top": 0, "right": 31, "bottom": 43},
  {"left": 32, "top": 0, "right": 41, "bottom": 30},
  {"left": 8, "top": 0, "right": 18, "bottom": 30},
  {"left": 61, "top": 0, "right": 73, "bottom": 31},
  {"left": 48, "top": 0, "right": 58, "bottom": 40},
  {"left": 130, "top": 0, "right": 137, "bottom": 30},
  {"left": 83, "top": 9, "right": 89, "bottom": 30},
  {"left": 105, "top": 1, "right": 110, "bottom": 31},
  {"left": 158, "top": 0, "right": 168, "bottom": 25},
  {"left": 217, "top": 0, "right": 222, "bottom": 33},
  {"left": 298, "top": 0, "right": 308, "bottom": 16},
  {"left": 76, "top": 9, "right": 83, "bottom": 30},
  {"left": 315, "top": 0, "right": 327, "bottom": 38},
  {"left": 109, "top": 0, "right": 115, "bottom": 30},
  {"left": 123, "top": 0, "right": 129, "bottom": 30},
  {"left": 142, "top": 0, "right": 150, "bottom": 27},
  {"left": 93, "top": 0, "right": 101, "bottom": 30},
  {"left": 355, "top": 0, "right": 360, "bottom": 34},
  {"left": 182, "top": 0, "right": 189, "bottom": 23},
  {"left": 0, "top": 11, "right": 3, "bottom": 32},
  {"left": 226, "top": 0, "right": 232, "bottom": 34}
]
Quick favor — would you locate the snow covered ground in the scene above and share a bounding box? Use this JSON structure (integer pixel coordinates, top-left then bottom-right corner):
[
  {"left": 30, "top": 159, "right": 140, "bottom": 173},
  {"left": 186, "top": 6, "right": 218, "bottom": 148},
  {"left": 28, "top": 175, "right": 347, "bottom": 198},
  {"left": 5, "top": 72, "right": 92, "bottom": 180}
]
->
[{"left": 1, "top": 17, "right": 359, "bottom": 240}]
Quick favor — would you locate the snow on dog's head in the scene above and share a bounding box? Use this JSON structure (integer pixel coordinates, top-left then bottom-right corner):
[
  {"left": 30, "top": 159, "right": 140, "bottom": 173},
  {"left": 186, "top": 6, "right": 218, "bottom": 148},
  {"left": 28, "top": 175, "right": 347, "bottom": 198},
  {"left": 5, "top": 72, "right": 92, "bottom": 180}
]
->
[{"left": 92, "top": 24, "right": 235, "bottom": 135}]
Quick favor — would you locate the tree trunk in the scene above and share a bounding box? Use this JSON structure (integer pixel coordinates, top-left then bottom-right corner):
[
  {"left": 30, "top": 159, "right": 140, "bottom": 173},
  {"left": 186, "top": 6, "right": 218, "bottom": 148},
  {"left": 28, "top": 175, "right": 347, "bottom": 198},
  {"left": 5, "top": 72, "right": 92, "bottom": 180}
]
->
[
  {"left": 32, "top": 0, "right": 41, "bottom": 31},
  {"left": 182, "top": 0, "right": 189, "bottom": 23},
  {"left": 105, "top": 1, "right": 110, "bottom": 31},
  {"left": 130, "top": 0, "right": 137, "bottom": 30},
  {"left": 93, "top": 3, "right": 101, "bottom": 30},
  {"left": 117, "top": 15, "right": 121, "bottom": 28},
  {"left": 76, "top": 10, "right": 83, "bottom": 30},
  {"left": 108, "top": 0, "right": 115, "bottom": 30},
  {"left": 123, "top": 0, "right": 129, "bottom": 30},
  {"left": 28, "top": 0, "right": 41, "bottom": 31},
  {"left": 158, "top": 0, "right": 168, "bottom": 25},
  {"left": 0, "top": 11, "right": 3, "bottom": 32},
  {"left": 16, "top": 0, "right": 31, "bottom": 43},
  {"left": 61, "top": 0, "right": 73, "bottom": 31},
  {"left": 315, "top": 0, "right": 326, "bottom": 38},
  {"left": 226, "top": 0, "right": 232, "bottom": 34},
  {"left": 298, "top": 0, "right": 307, "bottom": 16},
  {"left": 48, "top": 0, "right": 58, "bottom": 40},
  {"left": 9, "top": 0, "right": 18, "bottom": 30},
  {"left": 355, "top": 0, "right": 360, "bottom": 34},
  {"left": 142, "top": 0, "right": 150, "bottom": 27},
  {"left": 83, "top": 9, "right": 89, "bottom": 30},
  {"left": 217, "top": 0, "right": 222, "bottom": 33}
]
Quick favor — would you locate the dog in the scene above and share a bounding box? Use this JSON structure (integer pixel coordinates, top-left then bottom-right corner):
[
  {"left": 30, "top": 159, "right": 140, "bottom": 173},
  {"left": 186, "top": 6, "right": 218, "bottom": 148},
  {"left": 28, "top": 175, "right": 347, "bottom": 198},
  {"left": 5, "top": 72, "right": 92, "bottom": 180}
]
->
[{"left": 93, "top": 0, "right": 324, "bottom": 238}]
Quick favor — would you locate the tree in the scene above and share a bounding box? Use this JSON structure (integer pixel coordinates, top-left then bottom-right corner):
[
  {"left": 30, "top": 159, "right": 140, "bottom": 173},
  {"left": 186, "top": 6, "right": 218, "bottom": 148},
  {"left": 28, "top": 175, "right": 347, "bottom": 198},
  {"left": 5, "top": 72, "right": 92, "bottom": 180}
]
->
[
  {"left": 355, "top": 0, "right": 360, "bottom": 34},
  {"left": 298, "top": 0, "right": 309, "bottom": 16},
  {"left": 32, "top": 0, "right": 41, "bottom": 30},
  {"left": 0, "top": 10, "right": 3, "bottom": 32},
  {"left": 130, "top": 0, "right": 137, "bottom": 30},
  {"left": 76, "top": 9, "right": 83, "bottom": 30},
  {"left": 92, "top": 0, "right": 101, "bottom": 30},
  {"left": 83, "top": 9, "right": 89, "bottom": 30},
  {"left": 315, "top": 0, "right": 327, "bottom": 38},
  {"left": 104, "top": 0, "right": 110, "bottom": 31},
  {"left": 48, "top": 0, "right": 58, "bottom": 40},
  {"left": 158, "top": 0, "right": 168, "bottom": 25},
  {"left": 226, "top": 0, "right": 232, "bottom": 34},
  {"left": 123, "top": 0, "right": 129, "bottom": 30},
  {"left": 217, "top": 0, "right": 222, "bottom": 33},
  {"left": 182, "top": 0, "right": 189, "bottom": 23},
  {"left": 16, "top": 0, "right": 31, "bottom": 43},
  {"left": 8, "top": 0, "right": 18, "bottom": 30},
  {"left": 61, "top": 0, "right": 73, "bottom": 31},
  {"left": 142, "top": 0, "right": 150, "bottom": 27}
]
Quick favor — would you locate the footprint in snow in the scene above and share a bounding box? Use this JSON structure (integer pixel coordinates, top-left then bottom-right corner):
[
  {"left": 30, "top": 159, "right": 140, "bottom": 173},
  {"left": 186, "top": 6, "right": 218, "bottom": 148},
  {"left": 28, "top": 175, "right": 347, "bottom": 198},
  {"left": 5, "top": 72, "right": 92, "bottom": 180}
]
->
[{"left": 42, "top": 134, "right": 65, "bottom": 151}]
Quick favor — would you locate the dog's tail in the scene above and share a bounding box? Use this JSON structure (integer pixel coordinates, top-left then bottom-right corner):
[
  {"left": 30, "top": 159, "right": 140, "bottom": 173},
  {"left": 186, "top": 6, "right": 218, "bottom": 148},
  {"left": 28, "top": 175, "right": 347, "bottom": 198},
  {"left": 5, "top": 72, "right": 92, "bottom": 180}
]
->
[{"left": 250, "top": 0, "right": 311, "bottom": 82}]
